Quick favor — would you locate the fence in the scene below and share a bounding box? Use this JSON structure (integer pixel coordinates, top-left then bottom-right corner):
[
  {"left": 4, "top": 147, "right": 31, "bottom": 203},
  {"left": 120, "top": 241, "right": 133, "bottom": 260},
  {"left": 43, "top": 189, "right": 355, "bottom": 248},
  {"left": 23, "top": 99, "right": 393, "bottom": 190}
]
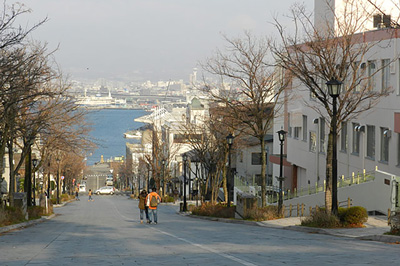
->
[
  {"left": 282, "top": 198, "right": 353, "bottom": 218},
  {"left": 266, "top": 170, "right": 375, "bottom": 204}
]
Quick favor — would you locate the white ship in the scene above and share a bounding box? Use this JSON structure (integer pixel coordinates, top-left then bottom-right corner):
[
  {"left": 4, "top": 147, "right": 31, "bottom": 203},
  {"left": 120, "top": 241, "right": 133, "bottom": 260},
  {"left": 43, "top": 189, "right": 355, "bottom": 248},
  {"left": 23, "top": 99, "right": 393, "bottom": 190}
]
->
[{"left": 124, "top": 130, "right": 142, "bottom": 139}]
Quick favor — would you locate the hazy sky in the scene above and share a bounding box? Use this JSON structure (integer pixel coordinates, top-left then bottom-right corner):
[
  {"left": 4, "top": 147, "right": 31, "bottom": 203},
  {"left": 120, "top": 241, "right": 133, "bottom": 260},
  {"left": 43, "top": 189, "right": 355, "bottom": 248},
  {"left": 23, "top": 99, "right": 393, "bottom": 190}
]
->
[{"left": 11, "top": 0, "right": 314, "bottom": 83}]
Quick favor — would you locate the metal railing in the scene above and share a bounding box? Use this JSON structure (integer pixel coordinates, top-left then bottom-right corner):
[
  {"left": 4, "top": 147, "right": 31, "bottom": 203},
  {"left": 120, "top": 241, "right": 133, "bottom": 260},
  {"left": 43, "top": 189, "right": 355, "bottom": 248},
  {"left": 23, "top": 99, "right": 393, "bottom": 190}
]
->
[{"left": 235, "top": 171, "right": 375, "bottom": 204}]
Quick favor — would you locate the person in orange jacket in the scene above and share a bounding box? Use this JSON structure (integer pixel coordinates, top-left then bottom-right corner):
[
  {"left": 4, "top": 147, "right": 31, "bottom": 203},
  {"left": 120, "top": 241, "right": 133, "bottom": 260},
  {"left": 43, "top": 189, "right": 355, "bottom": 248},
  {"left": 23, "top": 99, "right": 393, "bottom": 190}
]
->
[{"left": 146, "top": 188, "right": 161, "bottom": 224}]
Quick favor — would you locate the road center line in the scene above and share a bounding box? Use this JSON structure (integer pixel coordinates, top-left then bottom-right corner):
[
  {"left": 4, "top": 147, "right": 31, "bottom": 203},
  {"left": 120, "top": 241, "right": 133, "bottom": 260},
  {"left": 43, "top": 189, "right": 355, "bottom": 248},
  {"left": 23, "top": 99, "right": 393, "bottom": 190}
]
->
[{"left": 155, "top": 228, "right": 257, "bottom": 266}]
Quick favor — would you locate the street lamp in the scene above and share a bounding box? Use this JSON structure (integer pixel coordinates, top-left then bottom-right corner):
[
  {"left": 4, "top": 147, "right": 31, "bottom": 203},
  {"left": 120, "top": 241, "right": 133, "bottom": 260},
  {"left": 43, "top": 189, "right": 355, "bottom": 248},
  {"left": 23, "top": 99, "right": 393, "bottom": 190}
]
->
[
  {"left": 182, "top": 153, "right": 188, "bottom": 212},
  {"left": 56, "top": 158, "right": 60, "bottom": 204},
  {"left": 161, "top": 159, "right": 166, "bottom": 197},
  {"left": 226, "top": 133, "right": 234, "bottom": 208},
  {"left": 47, "top": 160, "right": 51, "bottom": 199},
  {"left": 32, "top": 159, "right": 39, "bottom": 206},
  {"left": 277, "top": 129, "right": 287, "bottom": 215},
  {"left": 326, "top": 78, "right": 342, "bottom": 216}
]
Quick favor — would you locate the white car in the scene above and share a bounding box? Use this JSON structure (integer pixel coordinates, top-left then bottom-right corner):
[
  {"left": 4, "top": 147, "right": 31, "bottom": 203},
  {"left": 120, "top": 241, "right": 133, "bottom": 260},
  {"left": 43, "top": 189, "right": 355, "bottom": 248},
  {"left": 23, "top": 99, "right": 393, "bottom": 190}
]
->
[{"left": 95, "top": 186, "right": 115, "bottom": 195}]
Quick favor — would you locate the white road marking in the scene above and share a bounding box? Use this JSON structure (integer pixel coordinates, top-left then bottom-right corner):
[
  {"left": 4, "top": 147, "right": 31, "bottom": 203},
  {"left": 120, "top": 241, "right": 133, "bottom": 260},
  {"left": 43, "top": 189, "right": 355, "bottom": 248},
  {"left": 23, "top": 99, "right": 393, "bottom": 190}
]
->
[{"left": 156, "top": 229, "right": 258, "bottom": 266}]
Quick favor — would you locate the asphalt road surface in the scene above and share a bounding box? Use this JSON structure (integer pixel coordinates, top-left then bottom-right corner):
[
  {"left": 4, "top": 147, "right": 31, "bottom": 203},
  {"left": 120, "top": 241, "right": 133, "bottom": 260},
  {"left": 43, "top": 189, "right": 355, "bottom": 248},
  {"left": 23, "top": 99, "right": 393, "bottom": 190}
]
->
[{"left": 0, "top": 195, "right": 399, "bottom": 265}]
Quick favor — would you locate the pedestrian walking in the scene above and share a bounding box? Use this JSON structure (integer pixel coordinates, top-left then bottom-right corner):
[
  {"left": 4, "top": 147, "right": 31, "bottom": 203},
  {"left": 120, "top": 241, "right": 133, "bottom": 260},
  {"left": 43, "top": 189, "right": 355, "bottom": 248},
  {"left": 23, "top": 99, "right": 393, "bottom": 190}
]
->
[
  {"left": 88, "top": 189, "right": 93, "bottom": 201},
  {"left": 138, "top": 189, "right": 149, "bottom": 224},
  {"left": 146, "top": 188, "right": 161, "bottom": 224},
  {"left": 75, "top": 187, "right": 80, "bottom": 201}
]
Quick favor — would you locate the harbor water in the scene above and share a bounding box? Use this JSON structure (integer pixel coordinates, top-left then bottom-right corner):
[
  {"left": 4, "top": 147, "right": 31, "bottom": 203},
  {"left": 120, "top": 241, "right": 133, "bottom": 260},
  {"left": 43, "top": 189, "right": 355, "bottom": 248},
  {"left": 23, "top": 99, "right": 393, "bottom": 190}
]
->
[{"left": 86, "top": 109, "right": 147, "bottom": 165}]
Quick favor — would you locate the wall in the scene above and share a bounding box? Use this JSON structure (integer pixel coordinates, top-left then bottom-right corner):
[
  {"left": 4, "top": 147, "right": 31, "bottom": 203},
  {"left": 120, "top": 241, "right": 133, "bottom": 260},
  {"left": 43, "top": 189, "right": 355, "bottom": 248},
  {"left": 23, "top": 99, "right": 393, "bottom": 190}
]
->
[{"left": 281, "top": 170, "right": 394, "bottom": 215}]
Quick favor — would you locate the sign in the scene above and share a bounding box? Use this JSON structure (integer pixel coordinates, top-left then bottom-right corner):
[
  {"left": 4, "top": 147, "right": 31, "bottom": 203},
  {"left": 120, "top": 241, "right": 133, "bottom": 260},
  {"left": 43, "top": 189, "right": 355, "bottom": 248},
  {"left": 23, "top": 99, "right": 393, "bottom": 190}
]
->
[{"left": 61, "top": 176, "right": 65, "bottom": 180}]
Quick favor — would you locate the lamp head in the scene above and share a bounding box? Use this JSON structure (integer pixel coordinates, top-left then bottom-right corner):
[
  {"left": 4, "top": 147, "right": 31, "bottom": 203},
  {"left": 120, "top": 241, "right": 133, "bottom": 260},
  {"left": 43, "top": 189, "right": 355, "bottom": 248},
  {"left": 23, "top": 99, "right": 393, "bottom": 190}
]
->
[
  {"left": 277, "top": 129, "right": 287, "bottom": 142},
  {"left": 326, "top": 79, "right": 342, "bottom": 97},
  {"left": 182, "top": 153, "right": 188, "bottom": 162},
  {"left": 226, "top": 133, "right": 234, "bottom": 145},
  {"left": 32, "top": 158, "right": 39, "bottom": 167}
]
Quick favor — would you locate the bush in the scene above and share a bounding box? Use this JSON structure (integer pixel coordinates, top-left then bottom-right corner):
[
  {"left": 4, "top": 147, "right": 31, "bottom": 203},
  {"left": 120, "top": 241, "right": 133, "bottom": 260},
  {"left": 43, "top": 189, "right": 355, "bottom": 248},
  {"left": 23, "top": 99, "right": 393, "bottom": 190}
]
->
[
  {"left": 301, "top": 209, "right": 340, "bottom": 228},
  {"left": 341, "top": 206, "right": 368, "bottom": 226},
  {"left": 27, "top": 206, "right": 45, "bottom": 219},
  {"left": 0, "top": 206, "right": 25, "bottom": 227},
  {"left": 191, "top": 202, "right": 235, "bottom": 218},
  {"left": 244, "top": 206, "right": 280, "bottom": 221},
  {"left": 60, "top": 194, "right": 73, "bottom": 202},
  {"left": 163, "top": 195, "right": 175, "bottom": 203},
  {"left": 301, "top": 206, "right": 368, "bottom": 228}
]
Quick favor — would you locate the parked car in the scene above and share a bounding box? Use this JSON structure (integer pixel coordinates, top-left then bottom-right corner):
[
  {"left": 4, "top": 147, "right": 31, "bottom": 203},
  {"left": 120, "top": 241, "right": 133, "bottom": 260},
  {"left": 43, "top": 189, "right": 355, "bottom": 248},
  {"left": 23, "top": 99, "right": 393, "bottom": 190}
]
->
[{"left": 95, "top": 186, "right": 115, "bottom": 195}]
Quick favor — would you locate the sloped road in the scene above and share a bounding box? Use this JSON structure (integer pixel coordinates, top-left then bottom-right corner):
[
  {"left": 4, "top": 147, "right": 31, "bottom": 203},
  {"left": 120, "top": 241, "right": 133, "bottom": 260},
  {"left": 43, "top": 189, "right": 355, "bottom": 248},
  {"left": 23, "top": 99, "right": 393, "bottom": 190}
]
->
[{"left": 0, "top": 196, "right": 399, "bottom": 265}]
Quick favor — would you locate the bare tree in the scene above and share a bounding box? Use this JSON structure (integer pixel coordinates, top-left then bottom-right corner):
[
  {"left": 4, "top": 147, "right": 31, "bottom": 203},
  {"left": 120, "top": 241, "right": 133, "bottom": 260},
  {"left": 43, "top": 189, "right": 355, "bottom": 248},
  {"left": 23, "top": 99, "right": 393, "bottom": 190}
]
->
[
  {"left": 201, "top": 32, "right": 286, "bottom": 207},
  {"left": 270, "top": 1, "right": 393, "bottom": 214}
]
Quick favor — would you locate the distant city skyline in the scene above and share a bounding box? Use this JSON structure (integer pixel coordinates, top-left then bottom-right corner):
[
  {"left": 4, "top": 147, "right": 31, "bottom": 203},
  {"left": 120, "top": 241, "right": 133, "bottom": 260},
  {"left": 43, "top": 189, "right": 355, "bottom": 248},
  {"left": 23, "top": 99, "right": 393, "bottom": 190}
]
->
[{"left": 11, "top": 0, "right": 314, "bottom": 83}]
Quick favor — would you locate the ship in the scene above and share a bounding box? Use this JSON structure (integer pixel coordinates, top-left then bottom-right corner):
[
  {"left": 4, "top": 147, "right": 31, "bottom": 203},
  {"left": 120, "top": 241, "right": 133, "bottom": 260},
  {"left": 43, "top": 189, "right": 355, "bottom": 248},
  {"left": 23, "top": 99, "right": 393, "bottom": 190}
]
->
[{"left": 123, "top": 130, "right": 142, "bottom": 139}]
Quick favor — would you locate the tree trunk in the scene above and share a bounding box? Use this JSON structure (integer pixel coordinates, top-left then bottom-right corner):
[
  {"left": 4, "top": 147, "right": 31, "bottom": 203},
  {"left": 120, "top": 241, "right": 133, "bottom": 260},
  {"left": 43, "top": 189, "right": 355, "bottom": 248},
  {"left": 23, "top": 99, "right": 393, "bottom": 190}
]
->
[{"left": 325, "top": 130, "right": 334, "bottom": 213}]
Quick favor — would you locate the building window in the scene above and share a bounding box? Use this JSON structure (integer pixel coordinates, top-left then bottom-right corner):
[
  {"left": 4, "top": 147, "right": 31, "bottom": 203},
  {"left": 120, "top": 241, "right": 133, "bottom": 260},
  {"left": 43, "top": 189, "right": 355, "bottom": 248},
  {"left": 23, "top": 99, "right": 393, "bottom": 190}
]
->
[
  {"left": 288, "top": 113, "right": 292, "bottom": 137},
  {"left": 294, "top": 127, "right": 301, "bottom": 139},
  {"left": 366, "top": 125, "right": 375, "bottom": 160},
  {"left": 381, "top": 59, "right": 390, "bottom": 91},
  {"left": 380, "top": 127, "right": 389, "bottom": 163},
  {"left": 353, "top": 61, "right": 362, "bottom": 93},
  {"left": 341, "top": 121, "right": 348, "bottom": 152},
  {"left": 303, "top": 115, "right": 307, "bottom": 141},
  {"left": 310, "top": 131, "right": 317, "bottom": 152},
  {"left": 352, "top": 123, "right": 360, "bottom": 155},
  {"left": 368, "top": 60, "right": 376, "bottom": 91},
  {"left": 320, "top": 118, "right": 325, "bottom": 153},
  {"left": 251, "top": 153, "right": 262, "bottom": 165}
]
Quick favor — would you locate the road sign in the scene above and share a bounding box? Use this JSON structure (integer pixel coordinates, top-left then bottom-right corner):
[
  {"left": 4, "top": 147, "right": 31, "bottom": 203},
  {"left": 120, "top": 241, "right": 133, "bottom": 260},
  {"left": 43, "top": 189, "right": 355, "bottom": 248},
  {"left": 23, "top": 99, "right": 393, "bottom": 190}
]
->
[{"left": 61, "top": 176, "right": 65, "bottom": 180}]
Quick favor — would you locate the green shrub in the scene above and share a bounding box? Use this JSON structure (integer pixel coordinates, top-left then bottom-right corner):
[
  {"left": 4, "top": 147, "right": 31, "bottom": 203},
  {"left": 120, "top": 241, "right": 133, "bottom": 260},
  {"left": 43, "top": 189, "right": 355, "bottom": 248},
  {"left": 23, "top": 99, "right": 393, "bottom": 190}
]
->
[
  {"left": 301, "top": 209, "right": 340, "bottom": 228},
  {"left": 192, "top": 202, "right": 235, "bottom": 218},
  {"left": 342, "top": 206, "right": 368, "bottom": 225},
  {"left": 244, "top": 206, "right": 279, "bottom": 221},
  {"left": 163, "top": 195, "right": 175, "bottom": 203}
]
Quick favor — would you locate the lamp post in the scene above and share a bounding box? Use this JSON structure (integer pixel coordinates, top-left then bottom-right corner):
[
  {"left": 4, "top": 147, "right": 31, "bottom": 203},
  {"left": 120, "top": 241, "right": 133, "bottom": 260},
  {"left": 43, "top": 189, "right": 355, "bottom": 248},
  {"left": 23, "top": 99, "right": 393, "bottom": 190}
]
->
[
  {"left": 326, "top": 78, "right": 342, "bottom": 216},
  {"left": 226, "top": 133, "right": 234, "bottom": 207},
  {"left": 56, "top": 158, "right": 60, "bottom": 204},
  {"left": 182, "top": 153, "right": 188, "bottom": 212},
  {"left": 32, "top": 159, "right": 39, "bottom": 206},
  {"left": 161, "top": 159, "right": 165, "bottom": 197},
  {"left": 47, "top": 160, "right": 51, "bottom": 199},
  {"left": 277, "top": 129, "right": 287, "bottom": 215}
]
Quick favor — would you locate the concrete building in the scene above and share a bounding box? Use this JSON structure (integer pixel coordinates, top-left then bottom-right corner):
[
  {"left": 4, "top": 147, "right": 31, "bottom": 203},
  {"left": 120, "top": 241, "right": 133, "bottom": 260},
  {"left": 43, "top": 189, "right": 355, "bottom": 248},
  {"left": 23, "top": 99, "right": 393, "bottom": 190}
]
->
[{"left": 272, "top": 0, "right": 400, "bottom": 212}]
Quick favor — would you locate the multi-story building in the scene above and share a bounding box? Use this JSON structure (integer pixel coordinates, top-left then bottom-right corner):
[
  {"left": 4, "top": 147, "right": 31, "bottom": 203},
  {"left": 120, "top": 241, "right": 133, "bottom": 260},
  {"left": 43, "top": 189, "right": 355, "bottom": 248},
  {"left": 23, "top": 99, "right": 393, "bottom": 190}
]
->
[{"left": 272, "top": 1, "right": 400, "bottom": 198}]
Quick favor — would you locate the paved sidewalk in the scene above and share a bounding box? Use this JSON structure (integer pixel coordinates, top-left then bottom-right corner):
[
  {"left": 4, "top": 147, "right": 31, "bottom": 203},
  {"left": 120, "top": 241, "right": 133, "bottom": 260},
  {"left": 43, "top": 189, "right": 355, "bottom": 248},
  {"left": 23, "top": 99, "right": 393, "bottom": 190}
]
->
[
  {"left": 186, "top": 212, "right": 400, "bottom": 244},
  {"left": 258, "top": 216, "right": 399, "bottom": 243}
]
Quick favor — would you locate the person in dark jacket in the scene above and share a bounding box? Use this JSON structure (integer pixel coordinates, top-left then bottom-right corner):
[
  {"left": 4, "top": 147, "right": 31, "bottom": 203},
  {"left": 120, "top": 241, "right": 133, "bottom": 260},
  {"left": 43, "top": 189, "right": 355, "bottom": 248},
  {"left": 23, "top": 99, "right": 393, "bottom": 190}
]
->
[{"left": 138, "top": 189, "right": 149, "bottom": 224}]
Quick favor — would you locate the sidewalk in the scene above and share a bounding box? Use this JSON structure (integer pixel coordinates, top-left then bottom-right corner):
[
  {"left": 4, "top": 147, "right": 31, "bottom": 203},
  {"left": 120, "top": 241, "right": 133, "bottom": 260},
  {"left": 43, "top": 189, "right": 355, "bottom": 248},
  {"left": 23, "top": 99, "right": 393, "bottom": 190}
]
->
[
  {"left": 186, "top": 212, "right": 400, "bottom": 244},
  {"left": 259, "top": 216, "right": 400, "bottom": 242}
]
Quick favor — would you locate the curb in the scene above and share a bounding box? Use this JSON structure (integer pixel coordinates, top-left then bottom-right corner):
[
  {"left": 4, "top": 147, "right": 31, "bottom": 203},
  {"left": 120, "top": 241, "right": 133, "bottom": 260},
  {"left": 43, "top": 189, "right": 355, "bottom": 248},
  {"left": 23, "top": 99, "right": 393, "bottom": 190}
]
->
[
  {"left": 0, "top": 213, "right": 56, "bottom": 234},
  {"left": 357, "top": 234, "right": 400, "bottom": 243}
]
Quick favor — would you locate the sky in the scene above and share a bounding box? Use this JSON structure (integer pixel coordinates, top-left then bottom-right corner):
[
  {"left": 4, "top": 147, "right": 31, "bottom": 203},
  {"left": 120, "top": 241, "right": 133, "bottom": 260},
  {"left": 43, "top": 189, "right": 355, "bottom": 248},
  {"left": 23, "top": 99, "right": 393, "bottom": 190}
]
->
[{"left": 9, "top": 0, "right": 314, "bottom": 84}]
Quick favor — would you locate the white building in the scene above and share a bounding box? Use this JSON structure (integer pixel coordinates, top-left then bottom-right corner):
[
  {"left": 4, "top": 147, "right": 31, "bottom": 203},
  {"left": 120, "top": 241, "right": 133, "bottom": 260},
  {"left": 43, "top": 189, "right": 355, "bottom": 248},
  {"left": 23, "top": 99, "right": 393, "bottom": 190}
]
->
[
  {"left": 315, "top": 0, "right": 400, "bottom": 33},
  {"left": 272, "top": 1, "right": 400, "bottom": 205}
]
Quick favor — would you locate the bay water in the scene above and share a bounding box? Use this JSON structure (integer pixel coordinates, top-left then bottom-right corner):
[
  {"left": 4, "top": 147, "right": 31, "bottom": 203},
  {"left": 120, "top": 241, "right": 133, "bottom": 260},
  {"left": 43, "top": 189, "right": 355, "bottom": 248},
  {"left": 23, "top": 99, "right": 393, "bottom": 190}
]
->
[{"left": 86, "top": 109, "right": 147, "bottom": 165}]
